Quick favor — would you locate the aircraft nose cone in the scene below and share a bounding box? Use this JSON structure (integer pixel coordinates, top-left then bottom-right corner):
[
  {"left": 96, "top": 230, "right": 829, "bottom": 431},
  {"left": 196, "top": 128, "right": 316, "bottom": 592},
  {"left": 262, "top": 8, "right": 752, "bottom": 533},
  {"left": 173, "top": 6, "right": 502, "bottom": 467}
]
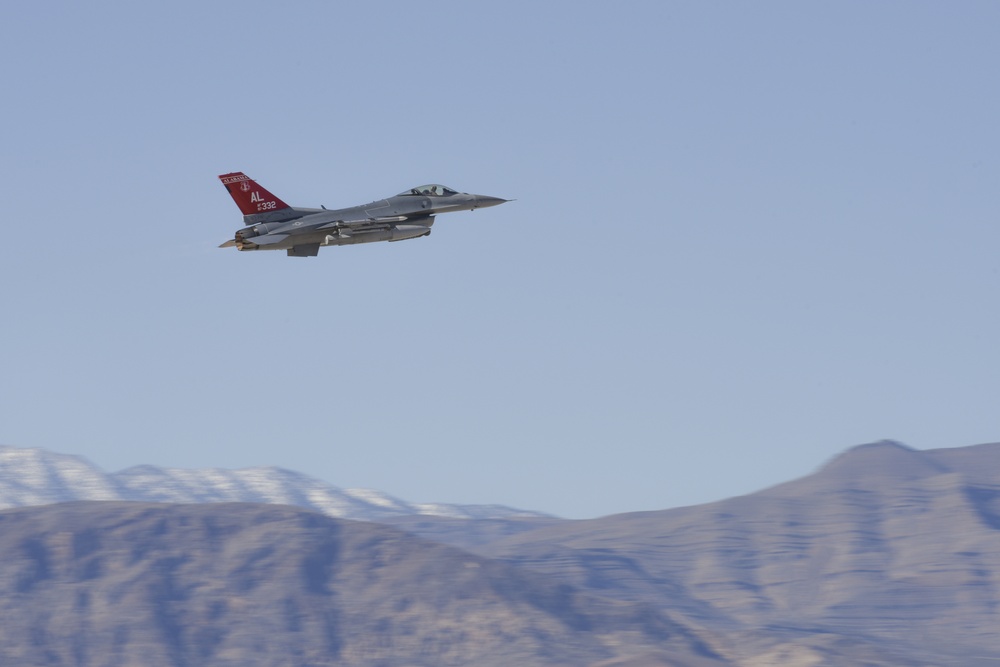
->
[{"left": 473, "top": 195, "right": 509, "bottom": 209}]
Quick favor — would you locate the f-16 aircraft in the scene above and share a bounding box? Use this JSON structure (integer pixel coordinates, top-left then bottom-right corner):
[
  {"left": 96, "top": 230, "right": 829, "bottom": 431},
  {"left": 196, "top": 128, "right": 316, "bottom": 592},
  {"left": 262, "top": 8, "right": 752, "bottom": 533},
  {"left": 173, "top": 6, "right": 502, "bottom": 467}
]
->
[{"left": 218, "top": 172, "right": 509, "bottom": 257}]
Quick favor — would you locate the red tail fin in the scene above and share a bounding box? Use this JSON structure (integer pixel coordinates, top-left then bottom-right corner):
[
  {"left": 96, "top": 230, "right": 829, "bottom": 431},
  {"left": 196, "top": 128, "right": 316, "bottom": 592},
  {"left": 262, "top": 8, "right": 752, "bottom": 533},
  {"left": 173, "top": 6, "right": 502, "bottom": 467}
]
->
[{"left": 219, "top": 172, "right": 290, "bottom": 215}]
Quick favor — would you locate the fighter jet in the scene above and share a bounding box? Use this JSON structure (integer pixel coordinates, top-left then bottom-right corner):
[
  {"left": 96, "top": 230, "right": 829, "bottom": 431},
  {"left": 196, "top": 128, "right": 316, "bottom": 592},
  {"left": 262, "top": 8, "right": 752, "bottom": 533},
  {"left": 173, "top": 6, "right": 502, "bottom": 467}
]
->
[{"left": 218, "top": 172, "right": 509, "bottom": 257}]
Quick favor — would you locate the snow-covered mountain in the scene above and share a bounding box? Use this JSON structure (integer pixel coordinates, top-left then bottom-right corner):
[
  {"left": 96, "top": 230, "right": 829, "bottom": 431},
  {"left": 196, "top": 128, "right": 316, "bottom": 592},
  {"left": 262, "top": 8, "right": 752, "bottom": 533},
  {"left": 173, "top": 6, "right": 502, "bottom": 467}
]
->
[{"left": 0, "top": 446, "right": 552, "bottom": 521}]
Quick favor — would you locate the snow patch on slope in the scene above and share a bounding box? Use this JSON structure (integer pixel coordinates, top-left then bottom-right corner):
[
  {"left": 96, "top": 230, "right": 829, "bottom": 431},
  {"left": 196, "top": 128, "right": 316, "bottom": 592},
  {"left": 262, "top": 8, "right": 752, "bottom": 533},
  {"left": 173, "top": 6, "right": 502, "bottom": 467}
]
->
[{"left": 0, "top": 446, "right": 552, "bottom": 521}]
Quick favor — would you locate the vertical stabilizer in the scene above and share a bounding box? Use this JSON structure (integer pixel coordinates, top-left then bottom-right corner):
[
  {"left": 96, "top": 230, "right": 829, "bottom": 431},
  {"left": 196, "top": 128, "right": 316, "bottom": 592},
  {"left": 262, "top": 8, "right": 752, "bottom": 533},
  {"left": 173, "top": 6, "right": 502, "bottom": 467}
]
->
[{"left": 218, "top": 172, "right": 290, "bottom": 215}]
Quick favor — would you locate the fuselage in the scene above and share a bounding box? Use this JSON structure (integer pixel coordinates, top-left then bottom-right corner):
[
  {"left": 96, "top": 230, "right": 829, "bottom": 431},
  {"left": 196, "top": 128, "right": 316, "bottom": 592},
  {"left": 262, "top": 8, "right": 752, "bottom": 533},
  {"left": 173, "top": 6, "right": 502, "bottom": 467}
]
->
[{"left": 222, "top": 180, "right": 507, "bottom": 257}]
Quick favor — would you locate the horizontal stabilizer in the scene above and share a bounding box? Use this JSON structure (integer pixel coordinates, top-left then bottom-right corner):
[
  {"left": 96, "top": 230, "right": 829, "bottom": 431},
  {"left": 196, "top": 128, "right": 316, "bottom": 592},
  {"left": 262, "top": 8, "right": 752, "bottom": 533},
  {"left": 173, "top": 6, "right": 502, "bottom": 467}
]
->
[
  {"left": 248, "top": 234, "right": 289, "bottom": 246},
  {"left": 219, "top": 239, "right": 237, "bottom": 248}
]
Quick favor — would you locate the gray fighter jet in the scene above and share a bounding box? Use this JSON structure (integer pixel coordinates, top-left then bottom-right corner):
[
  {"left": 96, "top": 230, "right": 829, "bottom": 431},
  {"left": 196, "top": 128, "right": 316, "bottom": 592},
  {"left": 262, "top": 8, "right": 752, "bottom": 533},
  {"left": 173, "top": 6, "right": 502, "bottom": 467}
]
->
[{"left": 218, "top": 172, "right": 509, "bottom": 257}]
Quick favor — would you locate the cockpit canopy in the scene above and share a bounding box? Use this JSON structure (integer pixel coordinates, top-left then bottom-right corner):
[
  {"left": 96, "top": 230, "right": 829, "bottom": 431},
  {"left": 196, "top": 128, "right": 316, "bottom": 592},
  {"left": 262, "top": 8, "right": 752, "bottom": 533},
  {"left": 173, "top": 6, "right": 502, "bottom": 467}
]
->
[{"left": 399, "top": 184, "right": 461, "bottom": 197}]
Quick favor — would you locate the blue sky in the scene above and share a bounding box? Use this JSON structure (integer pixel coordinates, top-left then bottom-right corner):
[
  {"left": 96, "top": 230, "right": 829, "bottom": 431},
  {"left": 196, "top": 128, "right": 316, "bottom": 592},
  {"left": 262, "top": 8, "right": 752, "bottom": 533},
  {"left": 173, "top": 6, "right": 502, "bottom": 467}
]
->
[{"left": 2, "top": 2, "right": 999, "bottom": 518}]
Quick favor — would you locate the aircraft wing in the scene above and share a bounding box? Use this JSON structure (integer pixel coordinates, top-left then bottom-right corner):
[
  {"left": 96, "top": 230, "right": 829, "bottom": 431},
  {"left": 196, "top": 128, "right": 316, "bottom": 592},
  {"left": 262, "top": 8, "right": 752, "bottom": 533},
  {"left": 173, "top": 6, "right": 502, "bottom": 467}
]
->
[{"left": 219, "top": 234, "right": 288, "bottom": 248}]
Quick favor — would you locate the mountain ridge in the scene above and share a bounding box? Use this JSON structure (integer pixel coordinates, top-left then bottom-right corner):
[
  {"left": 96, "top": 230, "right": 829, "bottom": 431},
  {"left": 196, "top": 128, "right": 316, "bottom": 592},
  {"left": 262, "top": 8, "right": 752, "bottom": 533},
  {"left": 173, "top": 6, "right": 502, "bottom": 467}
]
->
[
  {"left": 435, "top": 439, "right": 1000, "bottom": 665},
  {"left": 0, "top": 501, "right": 724, "bottom": 667},
  {"left": 0, "top": 445, "right": 552, "bottom": 522}
]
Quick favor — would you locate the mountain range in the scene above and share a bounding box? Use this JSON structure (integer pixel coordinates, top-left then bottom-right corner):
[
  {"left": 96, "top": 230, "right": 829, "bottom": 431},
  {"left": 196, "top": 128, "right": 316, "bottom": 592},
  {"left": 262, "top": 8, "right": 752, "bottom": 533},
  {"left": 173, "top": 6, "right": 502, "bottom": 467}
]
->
[{"left": 1, "top": 440, "right": 999, "bottom": 666}]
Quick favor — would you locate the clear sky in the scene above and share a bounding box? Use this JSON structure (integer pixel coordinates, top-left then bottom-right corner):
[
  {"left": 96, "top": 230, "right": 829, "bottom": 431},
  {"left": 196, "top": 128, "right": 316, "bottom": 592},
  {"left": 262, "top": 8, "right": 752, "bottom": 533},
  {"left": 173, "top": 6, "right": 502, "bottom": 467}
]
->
[{"left": 2, "top": 2, "right": 999, "bottom": 519}]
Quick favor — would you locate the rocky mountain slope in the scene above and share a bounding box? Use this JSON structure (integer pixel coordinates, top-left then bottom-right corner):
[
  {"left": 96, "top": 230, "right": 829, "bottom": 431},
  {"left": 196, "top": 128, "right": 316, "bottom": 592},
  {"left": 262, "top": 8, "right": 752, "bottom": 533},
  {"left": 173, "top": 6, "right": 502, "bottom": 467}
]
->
[
  {"left": 0, "top": 502, "right": 724, "bottom": 667},
  {"left": 0, "top": 445, "right": 550, "bottom": 521},
  {"left": 420, "top": 440, "right": 1000, "bottom": 665}
]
